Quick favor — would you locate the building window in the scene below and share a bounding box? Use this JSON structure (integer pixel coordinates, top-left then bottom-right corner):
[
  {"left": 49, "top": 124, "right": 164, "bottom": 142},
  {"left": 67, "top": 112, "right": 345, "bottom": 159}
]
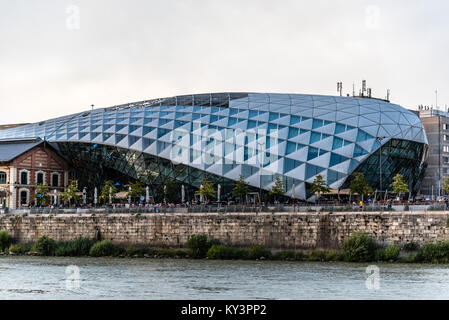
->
[
  {"left": 444, "top": 157, "right": 449, "bottom": 164},
  {"left": 20, "top": 190, "right": 28, "bottom": 206},
  {"left": 0, "top": 172, "right": 6, "bottom": 184},
  {"left": 36, "top": 172, "right": 44, "bottom": 185},
  {"left": 444, "top": 135, "right": 449, "bottom": 142},
  {"left": 444, "top": 124, "right": 449, "bottom": 130},
  {"left": 52, "top": 173, "right": 59, "bottom": 187},
  {"left": 444, "top": 146, "right": 449, "bottom": 153},
  {"left": 20, "top": 171, "right": 28, "bottom": 185}
]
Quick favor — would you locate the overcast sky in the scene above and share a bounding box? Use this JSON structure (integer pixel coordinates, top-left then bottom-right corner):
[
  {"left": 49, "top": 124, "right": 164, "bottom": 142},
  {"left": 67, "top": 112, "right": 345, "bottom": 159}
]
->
[{"left": 1, "top": 0, "right": 448, "bottom": 124}]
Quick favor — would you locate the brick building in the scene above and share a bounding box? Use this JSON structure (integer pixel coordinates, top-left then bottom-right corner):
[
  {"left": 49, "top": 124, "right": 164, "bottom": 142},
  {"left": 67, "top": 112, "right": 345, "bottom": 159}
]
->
[{"left": 0, "top": 138, "right": 69, "bottom": 209}]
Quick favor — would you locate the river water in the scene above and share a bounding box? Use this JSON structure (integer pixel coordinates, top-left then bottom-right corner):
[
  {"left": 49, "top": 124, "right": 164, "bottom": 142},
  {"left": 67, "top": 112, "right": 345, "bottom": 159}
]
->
[{"left": 1, "top": 256, "right": 449, "bottom": 299}]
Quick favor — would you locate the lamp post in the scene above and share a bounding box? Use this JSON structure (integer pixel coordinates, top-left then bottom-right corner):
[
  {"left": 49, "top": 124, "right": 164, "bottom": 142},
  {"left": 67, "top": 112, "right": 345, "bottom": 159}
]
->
[
  {"left": 376, "top": 136, "right": 387, "bottom": 202},
  {"left": 257, "top": 140, "right": 265, "bottom": 208}
]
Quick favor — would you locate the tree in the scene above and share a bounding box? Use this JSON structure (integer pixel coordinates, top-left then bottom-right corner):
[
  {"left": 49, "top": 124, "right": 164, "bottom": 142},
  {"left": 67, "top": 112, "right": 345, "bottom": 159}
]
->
[
  {"left": 269, "top": 177, "right": 285, "bottom": 202},
  {"left": 62, "top": 181, "right": 80, "bottom": 207},
  {"left": 127, "top": 181, "right": 145, "bottom": 203},
  {"left": 310, "top": 175, "right": 331, "bottom": 204},
  {"left": 164, "top": 178, "right": 180, "bottom": 203},
  {"left": 196, "top": 178, "right": 216, "bottom": 203},
  {"left": 232, "top": 175, "right": 249, "bottom": 203},
  {"left": 443, "top": 177, "right": 449, "bottom": 195},
  {"left": 349, "top": 173, "right": 373, "bottom": 201},
  {"left": 99, "top": 180, "right": 117, "bottom": 204},
  {"left": 33, "top": 183, "right": 50, "bottom": 206},
  {"left": 155, "top": 178, "right": 180, "bottom": 203},
  {"left": 390, "top": 173, "right": 409, "bottom": 199}
]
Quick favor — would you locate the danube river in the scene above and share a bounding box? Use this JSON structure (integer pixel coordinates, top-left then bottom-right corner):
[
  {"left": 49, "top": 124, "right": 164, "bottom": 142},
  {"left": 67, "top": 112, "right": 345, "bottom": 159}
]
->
[{"left": 1, "top": 256, "right": 449, "bottom": 299}]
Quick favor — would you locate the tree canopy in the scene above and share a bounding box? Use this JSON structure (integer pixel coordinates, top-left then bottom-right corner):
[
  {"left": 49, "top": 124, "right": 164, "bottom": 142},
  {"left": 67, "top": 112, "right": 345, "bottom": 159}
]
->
[
  {"left": 390, "top": 173, "right": 409, "bottom": 196},
  {"left": 310, "top": 174, "right": 331, "bottom": 202},
  {"left": 100, "top": 180, "right": 117, "bottom": 204},
  {"left": 232, "top": 175, "right": 249, "bottom": 203},
  {"left": 443, "top": 177, "right": 449, "bottom": 195},
  {"left": 62, "top": 181, "right": 80, "bottom": 206},
  {"left": 127, "top": 181, "right": 145, "bottom": 202},
  {"left": 196, "top": 178, "right": 216, "bottom": 202},
  {"left": 269, "top": 177, "right": 285, "bottom": 201},
  {"left": 34, "top": 183, "right": 50, "bottom": 206},
  {"left": 349, "top": 173, "right": 373, "bottom": 198}
]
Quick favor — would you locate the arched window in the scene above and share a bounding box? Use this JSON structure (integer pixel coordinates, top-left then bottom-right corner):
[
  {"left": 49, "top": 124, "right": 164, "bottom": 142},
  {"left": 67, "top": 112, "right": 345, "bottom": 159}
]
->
[
  {"left": 36, "top": 172, "right": 44, "bottom": 185},
  {"left": 0, "top": 172, "right": 6, "bottom": 184},
  {"left": 20, "top": 171, "right": 28, "bottom": 185},
  {"left": 52, "top": 173, "right": 59, "bottom": 187}
]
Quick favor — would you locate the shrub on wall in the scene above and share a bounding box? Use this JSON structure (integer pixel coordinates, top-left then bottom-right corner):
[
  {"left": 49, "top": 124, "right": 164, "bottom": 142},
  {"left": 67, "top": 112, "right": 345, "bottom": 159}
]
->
[
  {"left": 273, "top": 251, "right": 296, "bottom": 261},
  {"left": 89, "top": 240, "right": 118, "bottom": 257},
  {"left": 403, "top": 241, "right": 420, "bottom": 251},
  {"left": 419, "top": 241, "right": 449, "bottom": 263},
  {"left": 248, "top": 245, "right": 271, "bottom": 260},
  {"left": 9, "top": 244, "right": 31, "bottom": 254},
  {"left": 33, "top": 235, "right": 57, "bottom": 256},
  {"left": 0, "top": 230, "right": 12, "bottom": 252},
  {"left": 342, "top": 232, "right": 377, "bottom": 262},
  {"left": 376, "top": 245, "right": 400, "bottom": 262},
  {"left": 56, "top": 237, "right": 96, "bottom": 256},
  {"left": 206, "top": 245, "right": 234, "bottom": 260},
  {"left": 186, "top": 235, "right": 217, "bottom": 259}
]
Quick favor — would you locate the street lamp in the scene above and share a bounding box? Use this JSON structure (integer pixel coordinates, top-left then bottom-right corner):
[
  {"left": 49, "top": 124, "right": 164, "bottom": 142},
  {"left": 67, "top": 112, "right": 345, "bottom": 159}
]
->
[
  {"left": 257, "top": 140, "right": 265, "bottom": 207},
  {"left": 376, "top": 136, "right": 387, "bottom": 201}
]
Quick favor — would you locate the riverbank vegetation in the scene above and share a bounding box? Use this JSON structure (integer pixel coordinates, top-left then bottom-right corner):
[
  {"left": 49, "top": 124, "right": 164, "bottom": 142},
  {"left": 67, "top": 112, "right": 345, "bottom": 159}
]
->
[{"left": 1, "top": 231, "right": 449, "bottom": 263}]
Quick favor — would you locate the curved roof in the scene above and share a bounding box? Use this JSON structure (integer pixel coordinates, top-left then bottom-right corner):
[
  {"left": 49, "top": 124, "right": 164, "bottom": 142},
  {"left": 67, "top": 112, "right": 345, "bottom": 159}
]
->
[{"left": 0, "top": 92, "right": 428, "bottom": 200}]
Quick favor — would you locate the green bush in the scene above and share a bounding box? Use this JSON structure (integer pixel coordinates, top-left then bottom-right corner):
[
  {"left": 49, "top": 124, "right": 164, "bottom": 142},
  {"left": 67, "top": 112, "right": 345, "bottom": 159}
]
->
[
  {"left": 186, "top": 234, "right": 214, "bottom": 258},
  {"left": 403, "top": 241, "right": 420, "bottom": 251},
  {"left": 342, "top": 232, "right": 377, "bottom": 262},
  {"left": 248, "top": 245, "right": 272, "bottom": 260},
  {"left": 295, "top": 251, "right": 307, "bottom": 261},
  {"left": 419, "top": 241, "right": 449, "bottom": 263},
  {"left": 9, "top": 244, "right": 31, "bottom": 254},
  {"left": 89, "top": 240, "right": 118, "bottom": 257},
  {"left": 124, "top": 246, "right": 148, "bottom": 257},
  {"left": 0, "top": 230, "right": 12, "bottom": 252},
  {"left": 231, "top": 248, "right": 250, "bottom": 260},
  {"left": 34, "top": 235, "right": 57, "bottom": 256},
  {"left": 400, "top": 253, "right": 417, "bottom": 263},
  {"left": 273, "top": 251, "right": 296, "bottom": 261},
  {"left": 376, "top": 245, "right": 400, "bottom": 262},
  {"left": 383, "top": 245, "right": 400, "bottom": 261},
  {"left": 206, "top": 245, "right": 235, "bottom": 260},
  {"left": 158, "top": 249, "right": 188, "bottom": 258},
  {"left": 307, "top": 249, "right": 327, "bottom": 262},
  {"left": 324, "top": 250, "right": 343, "bottom": 262},
  {"left": 55, "top": 237, "right": 96, "bottom": 256}
]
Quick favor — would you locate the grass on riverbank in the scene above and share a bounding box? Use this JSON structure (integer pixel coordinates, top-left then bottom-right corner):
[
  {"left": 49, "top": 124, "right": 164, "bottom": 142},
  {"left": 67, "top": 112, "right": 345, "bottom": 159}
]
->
[{"left": 0, "top": 231, "right": 448, "bottom": 263}]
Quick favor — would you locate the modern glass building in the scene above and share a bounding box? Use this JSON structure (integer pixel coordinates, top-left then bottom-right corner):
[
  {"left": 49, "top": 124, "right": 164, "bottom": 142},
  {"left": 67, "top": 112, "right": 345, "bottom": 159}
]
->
[{"left": 0, "top": 93, "right": 429, "bottom": 202}]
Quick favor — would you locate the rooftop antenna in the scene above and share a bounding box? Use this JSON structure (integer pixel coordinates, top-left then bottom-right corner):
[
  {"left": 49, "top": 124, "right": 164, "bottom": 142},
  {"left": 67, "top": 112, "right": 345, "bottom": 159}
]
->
[
  {"left": 367, "top": 88, "right": 372, "bottom": 98},
  {"left": 387, "top": 89, "right": 390, "bottom": 102},
  {"left": 352, "top": 83, "right": 355, "bottom": 97},
  {"left": 435, "top": 90, "right": 438, "bottom": 109},
  {"left": 337, "top": 82, "right": 343, "bottom": 96},
  {"left": 362, "top": 80, "right": 367, "bottom": 97},
  {"left": 91, "top": 104, "right": 94, "bottom": 111}
]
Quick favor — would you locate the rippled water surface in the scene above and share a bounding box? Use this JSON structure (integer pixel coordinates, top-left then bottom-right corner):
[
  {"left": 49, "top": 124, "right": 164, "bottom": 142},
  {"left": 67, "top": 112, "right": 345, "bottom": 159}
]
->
[{"left": 1, "top": 256, "right": 449, "bottom": 299}]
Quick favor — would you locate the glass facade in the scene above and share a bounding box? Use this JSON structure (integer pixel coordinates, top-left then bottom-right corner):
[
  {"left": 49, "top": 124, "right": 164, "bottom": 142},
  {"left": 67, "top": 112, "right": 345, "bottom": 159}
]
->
[
  {"left": 0, "top": 92, "right": 429, "bottom": 201},
  {"left": 341, "top": 139, "right": 428, "bottom": 194}
]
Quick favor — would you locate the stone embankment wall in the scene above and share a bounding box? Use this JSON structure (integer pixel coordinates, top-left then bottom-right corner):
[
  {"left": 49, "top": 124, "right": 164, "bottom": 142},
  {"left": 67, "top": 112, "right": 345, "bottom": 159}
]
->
[{"left": 0, "top": 212, "right": 448, "bottom": 249}]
